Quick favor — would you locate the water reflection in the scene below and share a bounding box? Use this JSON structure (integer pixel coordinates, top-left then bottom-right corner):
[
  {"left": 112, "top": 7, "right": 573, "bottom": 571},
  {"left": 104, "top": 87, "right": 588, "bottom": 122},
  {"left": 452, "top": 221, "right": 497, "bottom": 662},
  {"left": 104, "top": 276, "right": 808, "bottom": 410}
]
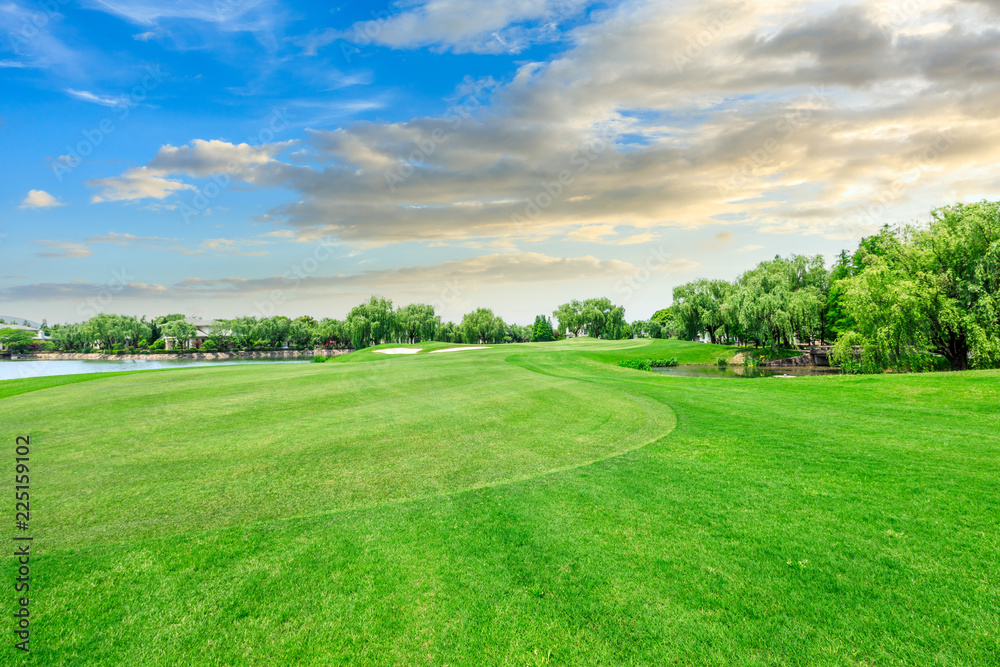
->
[{"left": 0, "top": 358, "right": 309, "bottom": 382}]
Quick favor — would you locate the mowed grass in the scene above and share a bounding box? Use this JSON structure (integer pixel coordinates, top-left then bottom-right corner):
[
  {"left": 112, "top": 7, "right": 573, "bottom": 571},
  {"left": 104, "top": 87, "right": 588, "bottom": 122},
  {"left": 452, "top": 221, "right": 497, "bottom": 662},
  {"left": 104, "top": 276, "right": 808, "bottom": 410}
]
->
[{"left": 2, "top": 338, "right": 998, "bottom": 665}]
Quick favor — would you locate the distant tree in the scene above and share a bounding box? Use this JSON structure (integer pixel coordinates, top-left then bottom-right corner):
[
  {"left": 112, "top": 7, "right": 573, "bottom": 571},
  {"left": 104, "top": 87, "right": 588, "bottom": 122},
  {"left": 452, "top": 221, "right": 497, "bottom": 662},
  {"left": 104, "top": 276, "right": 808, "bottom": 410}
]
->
[
  {"left": 508, "top": 323, "right": 533, "bottom": 343},
  {"left": 552, "top": 300, "right": 584, "bottom": 337},
  {"left": 396, "top": 304, "right": 440, "bottom": 344},
  {"left": 726, "top": 256, "right": 826, "bottom": 353},
  {"left": 160, "top": 320, "right": 197, "bottom": 349},
  {"left": 460, "top": 308, "right": 506, "bottom": 344},
  {"left": 531, "top": 315, "right": 555, "bottom": 342},
  {"left": 435, "top": 321, "right": 460, "bottom": 343},
  {"left": 347, "top": 296, "right": 397, "bottom": 349},
  {"left": 630, "top": 320, "right": 662, "bottom": 339},
  {"left": 578, "top": 297, "right": 626, "bottom": 339},
  {"left": 0, "top": 328, "right": 35, "bottom": 353},
  {"left": 313, "top": 318, "right": 348, "bottom": 348},
  {"left": 287, "top": 319, "right": 313, "bottom": 347}
]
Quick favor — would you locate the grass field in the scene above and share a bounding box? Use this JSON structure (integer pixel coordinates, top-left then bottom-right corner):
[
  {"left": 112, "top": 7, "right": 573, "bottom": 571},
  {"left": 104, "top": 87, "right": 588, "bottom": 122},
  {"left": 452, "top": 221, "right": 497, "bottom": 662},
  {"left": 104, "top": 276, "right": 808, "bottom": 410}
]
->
[{"left": 2, "top": 338, "right": 998, "bottom": 665}]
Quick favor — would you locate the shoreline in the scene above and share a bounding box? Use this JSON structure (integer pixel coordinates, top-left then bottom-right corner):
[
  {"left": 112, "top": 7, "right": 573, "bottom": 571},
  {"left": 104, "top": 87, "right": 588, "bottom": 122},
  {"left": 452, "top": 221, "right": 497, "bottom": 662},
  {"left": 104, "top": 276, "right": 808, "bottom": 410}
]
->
[{"left": 4, "top": 349, "right": 352, "bottom": 362}]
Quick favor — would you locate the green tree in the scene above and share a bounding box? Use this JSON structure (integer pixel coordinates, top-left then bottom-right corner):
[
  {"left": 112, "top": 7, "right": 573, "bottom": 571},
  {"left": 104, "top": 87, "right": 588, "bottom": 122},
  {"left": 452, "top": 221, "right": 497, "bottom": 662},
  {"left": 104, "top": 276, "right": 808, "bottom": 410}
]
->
[
  {"left": 630, "top": 320, "right": 662, "bottom": 338},
  {"left": 839, "top": 201, "right": 1000, "bottom": 371},
  {"left": 552, "top": 300, "right": 584, "bottom": 337},
  {"left": 347, "top": 296, "right": 397, "bottom": 349},
  {"left": 531, "top": 315, "right": 555, "bottom": 342},
  {"left": 726, "top": 255, "right": 827, "bottom": 353},
  {"left": 434, "top": 321, "right": 459, "bottom": 343},
  {"left": 313, "top": 319, "right": 348, "bottom": 348},
  {"left": 0, "top": 328, "right": 36, "bottom": 353},
  {"left": 160, "top": 320, "right": 197, "bottom": 349},
  {"left": 460, "top": 308, "right": 506, "bottom": 344},
  {"left": 396, "top": 304, "right": 440, "bottom": 344},
  {"left": 578, "top": 297, "right": 626, "bottom": 339}
]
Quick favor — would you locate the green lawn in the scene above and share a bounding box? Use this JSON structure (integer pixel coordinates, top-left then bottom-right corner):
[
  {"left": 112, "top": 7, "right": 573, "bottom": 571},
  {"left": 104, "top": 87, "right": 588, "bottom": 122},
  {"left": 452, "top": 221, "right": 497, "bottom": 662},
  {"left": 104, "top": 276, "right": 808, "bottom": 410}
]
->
[{"left": 2, "top": 338, "right": 998, "bottom": 665}]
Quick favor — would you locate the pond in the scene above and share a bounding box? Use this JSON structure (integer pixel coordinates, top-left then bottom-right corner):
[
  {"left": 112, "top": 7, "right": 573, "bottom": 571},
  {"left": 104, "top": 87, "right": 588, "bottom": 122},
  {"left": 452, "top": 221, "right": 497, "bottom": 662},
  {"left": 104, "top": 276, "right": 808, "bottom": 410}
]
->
[
  {"left": 0, "top": 358, "right": 310, "bottom": 382},
  {"left": 653, "top": 364, "right": 842, "bottom": 379}
]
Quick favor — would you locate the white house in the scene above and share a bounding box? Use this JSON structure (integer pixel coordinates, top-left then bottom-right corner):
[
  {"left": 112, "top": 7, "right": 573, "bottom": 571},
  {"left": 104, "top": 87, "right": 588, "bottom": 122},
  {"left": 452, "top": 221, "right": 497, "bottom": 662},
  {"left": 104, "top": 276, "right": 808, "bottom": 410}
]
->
[
  {"left": 0, "top": 323, "right": 51, "bottom": 351},
  {"left": 164, "top": 318, "right": 218, "bottom": 350}
]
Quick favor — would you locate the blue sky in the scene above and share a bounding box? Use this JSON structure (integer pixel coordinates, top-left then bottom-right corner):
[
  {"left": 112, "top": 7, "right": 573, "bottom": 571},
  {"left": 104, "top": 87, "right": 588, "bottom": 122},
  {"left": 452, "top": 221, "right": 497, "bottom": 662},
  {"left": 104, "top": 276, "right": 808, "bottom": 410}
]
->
[{"left": 3, "top": 0, "right": 999, "bottom": 324}]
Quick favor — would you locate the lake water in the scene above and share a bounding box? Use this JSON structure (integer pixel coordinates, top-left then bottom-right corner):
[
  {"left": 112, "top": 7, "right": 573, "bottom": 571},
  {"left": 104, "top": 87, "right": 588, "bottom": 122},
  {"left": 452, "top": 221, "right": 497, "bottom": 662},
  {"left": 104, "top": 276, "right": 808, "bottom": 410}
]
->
[
  {"left": 653, "top": 364, "right": 841, "bottom": 379},
  {"left": 0, "top": 358, "right": 310, "bottom": 382}
]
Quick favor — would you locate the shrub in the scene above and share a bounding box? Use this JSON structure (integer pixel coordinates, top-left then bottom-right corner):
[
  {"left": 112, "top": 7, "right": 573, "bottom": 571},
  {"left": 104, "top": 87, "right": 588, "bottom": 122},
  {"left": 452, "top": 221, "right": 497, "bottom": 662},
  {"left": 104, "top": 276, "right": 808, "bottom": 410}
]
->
[
  {"left": 311, "top": 355, "right": 327, "bottom": 363},
  {"left": 151, "top": 339, "right": 166, "bottom": 350},
  {"left": 716, "top": 358, "right": 728, "bottom": 366},
  {"left": 618, "top": 358, "right": 652, "bottom": 371},
  {"left": 650, "top": 357, "right": 679, "bottom": 367},
  {"left": 112, "top": 348, "right": 124, "bottom": 355},
  {"left": 201, "top": 340, "right": 218, "bottom": 352}
]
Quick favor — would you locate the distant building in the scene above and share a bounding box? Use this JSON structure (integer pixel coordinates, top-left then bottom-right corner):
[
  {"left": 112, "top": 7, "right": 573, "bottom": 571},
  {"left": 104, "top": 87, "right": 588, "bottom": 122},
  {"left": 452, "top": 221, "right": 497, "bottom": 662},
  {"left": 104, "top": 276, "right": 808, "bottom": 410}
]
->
[
  {"left": 163, "top": 317, "right": 218, "bottom": 350},
  {"left": 0, "top": 323, "right": 51, "bottom": 351}
]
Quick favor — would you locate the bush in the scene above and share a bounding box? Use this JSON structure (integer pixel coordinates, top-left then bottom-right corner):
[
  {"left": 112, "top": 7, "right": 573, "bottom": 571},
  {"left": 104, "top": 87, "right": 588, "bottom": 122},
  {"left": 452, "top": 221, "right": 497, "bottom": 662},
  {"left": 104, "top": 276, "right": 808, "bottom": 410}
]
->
[
  {"left": 151, "top": 339, "right": 166, "bottom": 350},
  {"left": 716, "top": 358, "right": 728, "bottom": 366},
  {"left": 650, "top": 357, "right": 679, "bottom": 367},
  {"left": 618, "top": 358, "right": 652, "bottom": 371},
  {"left": 311, "top": 355, "right": 327, "bottom": 363},
  {"left": 201, "top": 340, "right": 218, "bottom": 352}
]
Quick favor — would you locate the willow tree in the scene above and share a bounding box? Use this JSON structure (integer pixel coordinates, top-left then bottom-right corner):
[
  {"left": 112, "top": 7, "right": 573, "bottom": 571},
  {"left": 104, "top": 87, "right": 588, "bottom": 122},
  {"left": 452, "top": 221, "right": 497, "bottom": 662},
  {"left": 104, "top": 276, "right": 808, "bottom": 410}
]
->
[
  {"left": 839, "top": 201, "right": 1000, "bottom": 371},
  {"left": 726, "top": 255, "right": 826, "bottom": 353},
  {"left": 460, "top": 308, "right": 506, "bottom": 344},
  {"left": 552, "top": 300, "right": 584, "bottom": 337},
  {"left": 578, "top": 297, "right": 626, "bottom": 339},
  {"left": 396, "top": 303, "right": 439, "bottom": 344},
  {"left": 347, "top": 296, "right": 397, "bottom": 349}
]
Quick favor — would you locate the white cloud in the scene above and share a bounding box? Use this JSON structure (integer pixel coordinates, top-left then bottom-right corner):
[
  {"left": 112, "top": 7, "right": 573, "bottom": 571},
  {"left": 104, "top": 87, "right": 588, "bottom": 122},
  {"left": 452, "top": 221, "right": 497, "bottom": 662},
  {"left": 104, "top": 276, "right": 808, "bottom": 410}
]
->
[
  {"left": 32, "top": 240, "right": 91, "bottom": 258},
  {"left": 86, "top": 167, "right": 196, "bottom": 203},
  {"left": 20, "top": 189, "right": 64, "bottom": 209},
  {"left": 83, "top": 0, "right": 1000, "bottom": 246},
  {"left": 311, "top": 0, "right": 595, "bottom": 55},
  {"left": 85, "top": 0, "right": 276, "bottom": 27},
  {"left": 65, "top": 88, "right": 129, "bottom": 107}
]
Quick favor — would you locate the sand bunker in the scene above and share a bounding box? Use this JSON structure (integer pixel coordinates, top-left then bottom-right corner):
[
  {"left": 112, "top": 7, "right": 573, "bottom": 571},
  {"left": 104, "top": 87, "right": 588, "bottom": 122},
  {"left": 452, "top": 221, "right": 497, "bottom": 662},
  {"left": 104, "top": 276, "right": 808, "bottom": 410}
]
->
[
  {"left": 430, "top": 347, "right": 491, "bottom": 353},
  {"left": 374, "top": 348, "right": 422, "bottom": 355}
]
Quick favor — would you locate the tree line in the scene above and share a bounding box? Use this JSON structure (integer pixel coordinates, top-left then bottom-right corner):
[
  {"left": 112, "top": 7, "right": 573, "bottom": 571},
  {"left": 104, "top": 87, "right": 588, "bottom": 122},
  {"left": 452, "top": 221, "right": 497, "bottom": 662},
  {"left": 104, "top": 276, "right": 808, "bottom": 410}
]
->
[
  {"left": 27, "top": 201, "right": 1000, "bottom": 371},
  {"left": 653, "top": 201, "right": 1000, "bottom": 371},
  {"left": 35, "top": 295, "right": 663, "bottom": 354}
]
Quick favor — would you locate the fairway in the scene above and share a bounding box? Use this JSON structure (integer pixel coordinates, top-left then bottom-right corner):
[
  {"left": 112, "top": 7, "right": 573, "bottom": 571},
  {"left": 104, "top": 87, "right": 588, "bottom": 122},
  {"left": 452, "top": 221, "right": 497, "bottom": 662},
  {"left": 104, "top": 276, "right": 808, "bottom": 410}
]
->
[{"left": 3, "top": 339, "right": 999, "bottom": 665}]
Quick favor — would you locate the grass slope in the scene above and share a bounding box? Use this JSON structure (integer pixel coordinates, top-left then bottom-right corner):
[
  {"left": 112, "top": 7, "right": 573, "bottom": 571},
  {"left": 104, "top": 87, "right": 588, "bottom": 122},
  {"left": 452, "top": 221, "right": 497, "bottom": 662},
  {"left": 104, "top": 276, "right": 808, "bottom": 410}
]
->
[{"left": 2, "top": 338, "right": 998, "bottom": 665}]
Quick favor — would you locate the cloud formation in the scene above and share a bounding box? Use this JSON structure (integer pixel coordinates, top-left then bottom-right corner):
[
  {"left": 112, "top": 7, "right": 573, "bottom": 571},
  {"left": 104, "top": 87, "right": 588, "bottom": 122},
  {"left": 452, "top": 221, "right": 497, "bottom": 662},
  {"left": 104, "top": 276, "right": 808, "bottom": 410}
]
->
[
  {"left": 1, "top": 251, "right": 691, "bottom": 300},
  {"left": 84, "top": 0, "right": 1000, "bottom": 249},
  {"left": 21, "top": 189, "right": 64, "bottom": 209}
]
